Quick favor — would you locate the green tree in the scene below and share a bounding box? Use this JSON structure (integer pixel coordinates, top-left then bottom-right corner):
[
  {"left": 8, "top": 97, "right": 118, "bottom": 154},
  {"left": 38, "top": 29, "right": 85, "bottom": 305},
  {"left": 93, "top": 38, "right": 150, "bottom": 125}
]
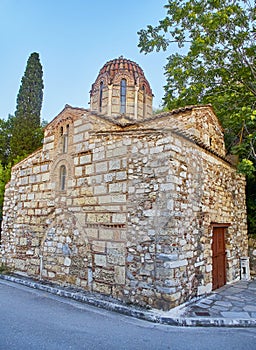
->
[
  {"left": 0, "top": 162, "right": 12, "bottom": 219},
  {"left": 0, "top": 115, "right": 14, "bottom": 166},
  {"left": 10, "top": 52, "right": 44, "bottom": 160},
  {"left": 138, "top": 0, "right": 256, "bottom": 233}
]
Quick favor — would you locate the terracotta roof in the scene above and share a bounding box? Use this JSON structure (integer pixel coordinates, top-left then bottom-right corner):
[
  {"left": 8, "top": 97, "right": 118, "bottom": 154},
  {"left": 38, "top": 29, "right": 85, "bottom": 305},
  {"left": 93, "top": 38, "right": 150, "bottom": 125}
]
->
[
  {"left": 91, "top": 56, "right": 152, "bottom": 95},
  {"left": 99, "top": 56, "right": 144, "bottom": 77}
]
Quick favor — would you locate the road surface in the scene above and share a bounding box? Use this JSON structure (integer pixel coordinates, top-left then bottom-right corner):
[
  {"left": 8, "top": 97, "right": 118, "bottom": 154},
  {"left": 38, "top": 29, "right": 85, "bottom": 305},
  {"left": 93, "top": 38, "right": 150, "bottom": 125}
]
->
[{"left": 0, "top": 279, "right": 256, "bottom": 350}]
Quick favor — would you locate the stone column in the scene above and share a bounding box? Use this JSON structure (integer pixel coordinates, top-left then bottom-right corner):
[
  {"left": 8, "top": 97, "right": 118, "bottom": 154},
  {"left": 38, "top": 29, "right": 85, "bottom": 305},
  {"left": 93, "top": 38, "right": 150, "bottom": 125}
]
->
[
  {"left": 108, "top": 84, "right": 113, "bottom": 116},
  {"left": 134, "top": 86, "right": 139, "bottom": 119}
]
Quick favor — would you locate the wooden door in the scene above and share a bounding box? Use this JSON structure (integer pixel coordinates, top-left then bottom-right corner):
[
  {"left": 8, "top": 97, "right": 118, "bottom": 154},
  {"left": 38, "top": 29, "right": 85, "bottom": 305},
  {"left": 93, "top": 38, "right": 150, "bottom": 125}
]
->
[{"left": 212, "top": 227, "right": 226, "bottom": 290}]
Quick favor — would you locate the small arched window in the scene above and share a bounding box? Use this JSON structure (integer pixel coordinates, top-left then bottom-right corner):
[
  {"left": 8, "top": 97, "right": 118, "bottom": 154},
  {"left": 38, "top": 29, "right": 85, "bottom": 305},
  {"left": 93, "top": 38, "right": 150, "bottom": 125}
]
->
[
  {"left": 120, "top": 79, "right": 126, "bottom": 114},
  {"left": 99, "top": 81, "right": 104, "bottom": 112},
  {"left": 60, "top": 165, "right": 67, "bottom": 191},
  {"left": 60, "top": 126, "right": 64, "bottom": 136},
  {"left": 62, "top": 124, "right": 69, "bottom": 153}
]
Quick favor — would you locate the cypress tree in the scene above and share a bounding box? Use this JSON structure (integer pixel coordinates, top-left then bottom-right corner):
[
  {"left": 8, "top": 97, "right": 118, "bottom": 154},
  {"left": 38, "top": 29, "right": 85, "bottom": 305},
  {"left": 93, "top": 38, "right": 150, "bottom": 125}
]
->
[{"left": 10, "top": 52, "right": 44, "bottom": 160}]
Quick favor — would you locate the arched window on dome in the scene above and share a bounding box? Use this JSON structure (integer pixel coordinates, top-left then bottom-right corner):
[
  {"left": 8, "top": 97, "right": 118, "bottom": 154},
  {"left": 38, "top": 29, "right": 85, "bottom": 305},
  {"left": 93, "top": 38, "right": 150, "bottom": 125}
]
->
[
  {"left": 120, "top": 79, "right": 126, "bottom": 114},
  {"left": 60, "top": 165, "right": 67, "bottom": 191},
  {"left": 99, "top": 81, "right": 104, "bottom": 112}
]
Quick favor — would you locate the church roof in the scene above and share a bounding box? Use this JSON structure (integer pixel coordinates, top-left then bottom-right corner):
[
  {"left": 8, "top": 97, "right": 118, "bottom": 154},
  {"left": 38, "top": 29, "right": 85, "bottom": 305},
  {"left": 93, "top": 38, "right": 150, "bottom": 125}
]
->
[
  {"left": 99, "top": 56, "right": 144, "bottom": 77},
  {"left": 91, "top": 56, "right": 153, "bottom": 95}
]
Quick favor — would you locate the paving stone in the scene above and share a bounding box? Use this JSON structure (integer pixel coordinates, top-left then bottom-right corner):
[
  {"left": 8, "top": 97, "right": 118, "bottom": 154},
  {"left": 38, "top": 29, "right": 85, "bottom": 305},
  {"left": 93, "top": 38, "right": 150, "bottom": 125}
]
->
[
  {"left": 226, "top": 295, "right": 244, "bottom": 301},
  {"left": 248, "top": 285, "right": 256, "bottom": 291},
  {"left": 243, "top": 305, "right": 256, "bottom": 312},
  {"left": 208, "top": 294, "right": 222, "bottom": 301},
  {"left": 199, "top": 298, "right": 213, "bottom": 305},
  {"left": 219, "top": 287, "right": 242, "bottom": 295},
  {"left": 194, "top": 302, "right": 210, "bottom": 309},
  {"left": 215, "top": 301, "right": 233, "bottom": 307},
  {"left": 230, "top": 307, "right": 244, "bottom": 312},
  {"left": 221, "top": 311, "right": 251, "bottom": 319},
  {"left": 211, "top": 305, "right": 226, "bottom": 311}
]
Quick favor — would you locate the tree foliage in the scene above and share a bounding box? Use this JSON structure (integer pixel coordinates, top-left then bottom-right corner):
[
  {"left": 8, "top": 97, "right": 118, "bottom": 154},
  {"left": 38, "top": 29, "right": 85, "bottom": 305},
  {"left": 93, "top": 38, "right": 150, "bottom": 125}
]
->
[
  {"left": 138, "top": 0, "right": 256, "bottom": 233},
  {"left": 0, "top": 53, "right": 45, "bottom": 225},
  {"left": 0, "top": 162, "right": 12, "bottom": 219},
  {"left": 0, "top": 115, "right": 14, "bottom": 166},
  {"left": 10, "top": 52, "right": 44, "bottom": 160}
]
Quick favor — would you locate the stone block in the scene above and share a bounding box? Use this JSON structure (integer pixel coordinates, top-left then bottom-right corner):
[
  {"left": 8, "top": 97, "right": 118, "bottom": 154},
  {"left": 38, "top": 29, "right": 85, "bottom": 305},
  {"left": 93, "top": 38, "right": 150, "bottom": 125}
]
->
[
  {"left": 84, "top": 196, "right": 98, "bottom": 205},
  {"left": 111, "top": 146, "right": 127, "bottom": 157},
  {"left": 107, "top": 244, "right": 125, "bottom": 265},
  {"left": 109, "top": 159, "right": 121, "bottom": 170},
  {"left": 85, "top": 228, "right": 98, "bottom": 238},
  {"left": 114, "top": 266, "right": 126, "bottom": 285},
  {"left": 43, "top": 143, "right": 54, "bottom": 151},
  {"left": 15, "top": 259, "right": 26, "bottom": 270},
  {"left": 96, "top": 161, "right": 108, "bottom": 173},
  {"left": 103, "top": 173, "right": 114, "bottom": 182},
  {"left": 87, "top": 213, "right": 111, "bottom": 223},
  {"left": 73, "top": 133, "right": 84, "bottom": 143},
  {"left": 197, "top": 283, "right": 212, "bottom": 295},
  {"left": 110, "top": 194, "right": 126, "bottom": 203},
  {"left": 64, "top": 257, "right": 71, "bottom": 266},
  {"left": 85, "top": 164, "right": 94, "bottom": 175},
  {"left": 92, "top": 281, "right": 111, "bottom": 295},
  {"left": 116, "top": 171, "right": 127, "bottom": 180},
  {"left": 112, "top": 213, "right": 126, "bottom": 224},
  {"left": 98, "top": 196, "right": 112, "bottom": 204},
  {"left": 99, "top": 229, "right": 114, "bottom": 240},
  {"left": 164, "top": 259, "right": 188, "bottom": 269},
  {"left": 92, "top": 149, "right": 105, "bottom": 162},
  {"left": 48, "top": 272, "right": 56, "bottom": 278},
  {"left": 160, "top": 183, "right": 175, "bottom": 191},
  {"left": 80, "top": 154, "right": 91, "bottom": 165},
  {"left": 20, "top": 238, "right": 27, "bottom": 246},
  {"left": 206, "top": 264, "right": 212, "bottom": 272},
  {"left": 94, "top": 267, "right": 114, "bottom": 283},
  {"left": 94, "top": 185, "right": 107, "bottom": 195},
  {"left": 109, "top": 182, "right": 125, "bottom": 193},
  {"left": 26, "top": 249, "right": 34, "bottom": 255},
  {"left": 94, "top": 254, "right": 107, "bottom": 267},
  {"left": 42, "top": 173, "right": 50, "bottom": 182},
  {"left": 92, "top": 241, "right": 106, "bottom": 253},
  {"left": 75, "top": 166, "right": 83, "bottom": 177},
  {"left": 150, "top": 146, "right": 164, "bottom": 154}
]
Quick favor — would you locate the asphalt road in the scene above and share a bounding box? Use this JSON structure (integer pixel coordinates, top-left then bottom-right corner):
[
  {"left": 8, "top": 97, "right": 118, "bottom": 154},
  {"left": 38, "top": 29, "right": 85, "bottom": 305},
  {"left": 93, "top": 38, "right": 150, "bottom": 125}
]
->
[{"left": 1, "top": 280, "right": 256, "bottom": 350}]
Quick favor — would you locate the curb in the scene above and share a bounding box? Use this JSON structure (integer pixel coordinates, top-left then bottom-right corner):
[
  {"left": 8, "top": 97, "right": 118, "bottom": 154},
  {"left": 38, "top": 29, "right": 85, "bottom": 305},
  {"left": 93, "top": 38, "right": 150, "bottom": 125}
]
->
[{"left": 1, "top": 274, "right": 256, "bottom": 328}]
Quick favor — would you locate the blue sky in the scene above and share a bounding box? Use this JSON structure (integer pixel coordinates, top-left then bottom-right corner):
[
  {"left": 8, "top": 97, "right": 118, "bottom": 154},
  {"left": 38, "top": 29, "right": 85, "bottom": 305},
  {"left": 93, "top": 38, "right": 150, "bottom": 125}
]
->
[{"left": 0, "top": 0, "right": 169, "bottom": 122}]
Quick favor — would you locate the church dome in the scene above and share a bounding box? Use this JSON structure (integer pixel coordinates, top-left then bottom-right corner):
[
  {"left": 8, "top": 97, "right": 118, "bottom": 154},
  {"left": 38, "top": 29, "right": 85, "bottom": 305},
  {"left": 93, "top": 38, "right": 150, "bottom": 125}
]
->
[{"left": 90, "top": 56, "right": 153, "bottom": 120}]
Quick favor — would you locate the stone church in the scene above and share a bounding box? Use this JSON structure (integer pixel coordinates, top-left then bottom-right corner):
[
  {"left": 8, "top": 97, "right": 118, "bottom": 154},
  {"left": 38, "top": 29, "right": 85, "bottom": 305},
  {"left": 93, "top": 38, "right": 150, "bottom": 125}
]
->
[{"left": 0, "top": 57, "right": 248, "bottom": 310}]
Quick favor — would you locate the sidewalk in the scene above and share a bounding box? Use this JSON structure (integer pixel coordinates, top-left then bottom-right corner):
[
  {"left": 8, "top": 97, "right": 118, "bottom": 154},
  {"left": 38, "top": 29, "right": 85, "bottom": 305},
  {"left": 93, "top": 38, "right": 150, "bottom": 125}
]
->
[
  {"left": 165, "top": 279, "right": 256, "bottom": 327},
  {"left": 1, "top": 274, "right": 256, "bottom": 327}
]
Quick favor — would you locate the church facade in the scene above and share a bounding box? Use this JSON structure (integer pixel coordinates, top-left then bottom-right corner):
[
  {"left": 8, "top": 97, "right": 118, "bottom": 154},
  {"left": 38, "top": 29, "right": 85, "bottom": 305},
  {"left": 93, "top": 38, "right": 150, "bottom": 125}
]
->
[{"left": 0, "top": 57, "right": 248, "bottom": 310}]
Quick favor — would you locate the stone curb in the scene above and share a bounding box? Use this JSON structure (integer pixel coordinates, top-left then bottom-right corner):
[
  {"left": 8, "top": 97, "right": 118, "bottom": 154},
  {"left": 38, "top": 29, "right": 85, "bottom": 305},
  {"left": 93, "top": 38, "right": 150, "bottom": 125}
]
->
[{"left": 1, "top": 274, "right": 256, "bottom": 328}]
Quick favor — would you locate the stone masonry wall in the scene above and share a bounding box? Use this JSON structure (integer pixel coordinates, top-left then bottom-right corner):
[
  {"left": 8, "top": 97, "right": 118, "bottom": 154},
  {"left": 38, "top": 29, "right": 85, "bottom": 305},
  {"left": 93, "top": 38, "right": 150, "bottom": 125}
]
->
[
  {"left": 0, "top": 107, "right": 248, "bottom": 311},
  {"left": 123, "top": 130, "right": 247, "bottom": 309}
]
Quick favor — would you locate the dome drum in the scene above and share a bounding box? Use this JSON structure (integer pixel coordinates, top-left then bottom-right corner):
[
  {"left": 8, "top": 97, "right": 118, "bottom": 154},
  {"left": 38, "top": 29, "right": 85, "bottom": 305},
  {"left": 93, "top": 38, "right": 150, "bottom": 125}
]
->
[{"left": 90, "top": 57, "right": 153, "bottom": 120}]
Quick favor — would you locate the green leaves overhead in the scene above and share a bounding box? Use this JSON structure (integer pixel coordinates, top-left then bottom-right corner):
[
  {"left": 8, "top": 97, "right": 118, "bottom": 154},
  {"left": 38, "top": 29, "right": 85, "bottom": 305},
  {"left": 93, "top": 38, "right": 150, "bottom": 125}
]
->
[
  {"left": 138, "top": 0, "right": 256, "bottom": 233},
  {"left": 138, "top": 0, "right": 256, "bottom": 167}
]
